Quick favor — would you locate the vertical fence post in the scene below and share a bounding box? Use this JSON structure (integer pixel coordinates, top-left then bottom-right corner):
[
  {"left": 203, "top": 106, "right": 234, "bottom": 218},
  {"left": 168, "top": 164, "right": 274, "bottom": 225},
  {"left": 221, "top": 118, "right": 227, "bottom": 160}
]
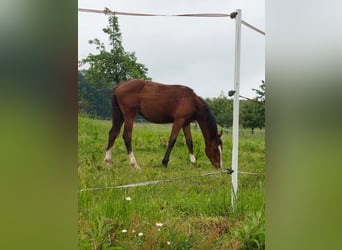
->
[{"left": 231, "top": 9, "right": 241, "bottom": 210}]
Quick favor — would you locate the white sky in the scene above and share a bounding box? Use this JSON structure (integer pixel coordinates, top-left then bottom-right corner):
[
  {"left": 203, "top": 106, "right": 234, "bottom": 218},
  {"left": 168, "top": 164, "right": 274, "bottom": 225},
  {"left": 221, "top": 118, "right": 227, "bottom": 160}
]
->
[{"left": 78, "top": 0, "right": 265, "bottom": 98}]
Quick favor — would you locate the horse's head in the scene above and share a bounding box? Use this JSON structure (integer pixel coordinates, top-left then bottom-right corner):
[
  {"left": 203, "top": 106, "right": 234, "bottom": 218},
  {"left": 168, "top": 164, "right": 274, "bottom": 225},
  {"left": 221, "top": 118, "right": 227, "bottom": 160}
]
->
[{"left": 205, "top": 131, "right": 223, "bottom": 169}]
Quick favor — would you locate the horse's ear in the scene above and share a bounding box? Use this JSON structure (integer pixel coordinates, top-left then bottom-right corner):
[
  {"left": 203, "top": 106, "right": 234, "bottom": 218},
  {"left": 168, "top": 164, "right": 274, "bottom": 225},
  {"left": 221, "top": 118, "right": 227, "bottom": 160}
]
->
[{"left": 218, "top": 130, "right": 223, "bottom": 137}]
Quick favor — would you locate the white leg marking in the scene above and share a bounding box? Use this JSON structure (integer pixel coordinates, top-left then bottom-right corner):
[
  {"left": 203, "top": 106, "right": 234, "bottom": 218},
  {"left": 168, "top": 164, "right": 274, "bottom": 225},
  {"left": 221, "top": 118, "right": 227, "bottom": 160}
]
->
[
  {"left": 189, "top": 154, "right": 196, "bottom": 163},
  {"left": 129, "top": 151, "right": 141, "bottom": 170},
  {"left": 218, "top": 146, "right": 222, "bottom": 169},
  {"left": 104, "top": 148, "right": 112, "bottom": 163}
]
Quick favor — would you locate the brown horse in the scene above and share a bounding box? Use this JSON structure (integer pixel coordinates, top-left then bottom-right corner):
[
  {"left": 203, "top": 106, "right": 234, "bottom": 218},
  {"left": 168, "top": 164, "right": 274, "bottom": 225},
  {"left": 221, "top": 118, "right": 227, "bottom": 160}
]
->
[{"left": 104, "top": 79, "right": 222, "bottom": 169}]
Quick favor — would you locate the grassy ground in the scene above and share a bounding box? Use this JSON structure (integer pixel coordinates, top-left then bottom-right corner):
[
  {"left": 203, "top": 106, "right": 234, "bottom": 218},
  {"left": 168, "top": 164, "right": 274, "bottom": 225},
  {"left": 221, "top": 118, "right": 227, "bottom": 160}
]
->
[{"left": 78, "top": 116, "right": 265, "bottom": 249}]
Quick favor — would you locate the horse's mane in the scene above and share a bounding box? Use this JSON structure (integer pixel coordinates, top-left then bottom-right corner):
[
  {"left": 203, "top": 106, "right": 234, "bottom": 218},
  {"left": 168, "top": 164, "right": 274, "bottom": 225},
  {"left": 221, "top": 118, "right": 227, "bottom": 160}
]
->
[{"left": 197, "top": 97, "right": 219, "bottom": 139}]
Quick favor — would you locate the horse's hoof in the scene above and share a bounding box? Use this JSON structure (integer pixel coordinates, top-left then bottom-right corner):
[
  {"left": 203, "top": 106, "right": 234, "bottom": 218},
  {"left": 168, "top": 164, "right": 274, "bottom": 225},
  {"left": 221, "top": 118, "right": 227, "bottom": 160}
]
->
[
  {"left": 130, "top": 163, "right": 141, "bottom": 170},
  {"left": 162, "top": 161, "right": 168, "bottom": 168},
  {"left": 190, "top": 154, "right": 196, "bottom": 163}
]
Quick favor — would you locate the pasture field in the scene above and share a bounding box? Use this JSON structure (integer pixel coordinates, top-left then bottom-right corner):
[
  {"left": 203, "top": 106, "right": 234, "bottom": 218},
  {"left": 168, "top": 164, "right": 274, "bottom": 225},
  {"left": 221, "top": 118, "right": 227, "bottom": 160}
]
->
[{"left": 78, "top": 116, "right": 265, "bottom": 249}]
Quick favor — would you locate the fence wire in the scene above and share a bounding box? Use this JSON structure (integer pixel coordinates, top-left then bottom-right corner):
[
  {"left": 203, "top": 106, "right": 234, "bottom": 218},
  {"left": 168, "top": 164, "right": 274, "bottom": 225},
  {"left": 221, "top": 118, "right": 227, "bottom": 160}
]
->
[{"left": 79, "top": 168, "right": 261, "bottom": 192}]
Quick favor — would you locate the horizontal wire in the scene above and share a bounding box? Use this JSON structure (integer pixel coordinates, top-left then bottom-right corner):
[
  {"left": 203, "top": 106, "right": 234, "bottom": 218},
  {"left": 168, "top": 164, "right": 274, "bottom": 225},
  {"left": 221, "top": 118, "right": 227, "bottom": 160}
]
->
[
  {"left": 78, "top": 8, "right": 231, "bottom": 18},
  {"left": 79, "top": 9, "right": 264, "bottom": 36},
  {"left": 79, "top": 168, "right": 261, "bottom": 192}
]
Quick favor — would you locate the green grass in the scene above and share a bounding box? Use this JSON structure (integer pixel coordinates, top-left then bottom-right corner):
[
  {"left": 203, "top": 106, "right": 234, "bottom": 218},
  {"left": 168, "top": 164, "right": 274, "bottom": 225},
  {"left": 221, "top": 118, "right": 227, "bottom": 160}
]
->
[{"left": 78, "top": 116, "right": 265, "bottom": 249}]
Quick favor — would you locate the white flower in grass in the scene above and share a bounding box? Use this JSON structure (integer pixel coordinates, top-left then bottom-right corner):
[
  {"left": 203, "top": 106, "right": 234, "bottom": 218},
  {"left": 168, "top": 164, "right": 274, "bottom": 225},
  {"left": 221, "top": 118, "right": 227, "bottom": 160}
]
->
[
  {"left": 155, "top": 222, "right": 163, "bottom": 227},
  {"left": 121, "top": 229, "right": 127, "bottom": 233},
  {"left": 125, "top": 197, "right": 131, "bottom": 201},
  {"left": 138, "top": 232, "right": 144, "bottom": 237},
  {"left": 167, "top": 241, "right": 171, "bottom": 245}
]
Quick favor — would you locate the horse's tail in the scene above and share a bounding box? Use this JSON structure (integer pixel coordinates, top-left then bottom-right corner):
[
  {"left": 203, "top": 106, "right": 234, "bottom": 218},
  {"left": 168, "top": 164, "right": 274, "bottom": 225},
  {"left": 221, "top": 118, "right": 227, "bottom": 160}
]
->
[
  {"left": 104, "top": 87, "right": 124, "bottom": 156},
  {"left": 111, "top": 88, "right": 124, "bottom": 129}
]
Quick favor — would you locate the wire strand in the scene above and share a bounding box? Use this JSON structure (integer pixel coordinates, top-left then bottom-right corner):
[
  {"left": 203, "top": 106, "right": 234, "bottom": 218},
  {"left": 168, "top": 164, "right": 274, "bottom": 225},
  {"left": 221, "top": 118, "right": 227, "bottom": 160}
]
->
[
  {"left": 241, "top": 20, "right": 265, "bottom": 35},
  {"left": 78, "top": 8, "right": 231, "bottom": 18},
  {"left": 79, "top": 168, "right": 261, "bottom": 192}
]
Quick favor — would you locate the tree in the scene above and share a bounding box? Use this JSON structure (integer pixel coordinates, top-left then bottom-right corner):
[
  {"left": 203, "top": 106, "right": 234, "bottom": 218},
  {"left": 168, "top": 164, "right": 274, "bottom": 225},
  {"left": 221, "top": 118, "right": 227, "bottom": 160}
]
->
[
  {"left": 79, "top": 10, "right": 150, "bottom": 89},
  {"left": 252, "top": 80, "right": 265, "bottom": 103},
  {"left": 78, "top": 71, "right": 112, "bottom": 119},
  {"left": 240, "top": 80, "right": 265, "bottom": 134},
  {"left": 78, "top": 10, "right": 151, "bottom": 119}
]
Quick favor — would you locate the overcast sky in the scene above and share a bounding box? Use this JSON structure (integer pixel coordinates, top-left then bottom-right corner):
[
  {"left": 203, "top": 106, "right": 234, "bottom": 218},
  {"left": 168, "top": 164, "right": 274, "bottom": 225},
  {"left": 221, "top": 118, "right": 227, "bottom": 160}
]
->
[{"left": 78, "top": 0, "right": 265, "bottom": 98}]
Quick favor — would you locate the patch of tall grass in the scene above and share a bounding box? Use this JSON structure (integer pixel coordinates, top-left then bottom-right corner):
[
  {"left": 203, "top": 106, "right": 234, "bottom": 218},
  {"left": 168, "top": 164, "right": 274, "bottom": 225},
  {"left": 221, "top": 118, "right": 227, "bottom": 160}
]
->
[{"left": 78, "top": 116, "right": 264, "bottom": 249}]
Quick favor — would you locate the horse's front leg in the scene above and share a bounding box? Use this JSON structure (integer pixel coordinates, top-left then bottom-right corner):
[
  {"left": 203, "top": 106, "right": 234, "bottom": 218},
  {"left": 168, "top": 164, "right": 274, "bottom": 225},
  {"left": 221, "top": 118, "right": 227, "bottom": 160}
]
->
[
  {"left": 123, "top": 119, "right": 140, "bottom": 170},
  {"left": 183, "top": 123, "right": 196, "bottom": 164},
  {"left": 162, "top": 121, "right": 183, "bottom": 167}
]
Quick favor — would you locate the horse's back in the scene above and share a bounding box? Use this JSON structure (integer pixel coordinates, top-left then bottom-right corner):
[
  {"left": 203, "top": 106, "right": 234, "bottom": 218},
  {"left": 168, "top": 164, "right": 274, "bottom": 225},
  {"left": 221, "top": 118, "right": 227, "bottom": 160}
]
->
[
  {"left": 114, "top": 79, "right": 198, "bottom": 123},
  {"left": 114, "top": 79, "right": 194, "bottom": 95},
  {"left": 114, "top": 79, "right": 145, "bottom": 95}
]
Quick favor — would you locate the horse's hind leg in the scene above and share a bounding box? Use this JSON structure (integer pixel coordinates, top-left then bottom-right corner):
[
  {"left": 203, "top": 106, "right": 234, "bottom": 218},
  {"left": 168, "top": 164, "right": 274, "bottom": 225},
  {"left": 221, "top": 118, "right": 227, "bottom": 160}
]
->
[
  {"left": 162, "top": 120, "right": 183, "bottom": 167},
  {"left": 122, "top": 114, "right": 141, "bottom": 170},
  {"left": 104, "top": 120, "right": 123, "bottom": 164},
  {"left": 183, "top": 123, "right": 196, "bottom": 163}
]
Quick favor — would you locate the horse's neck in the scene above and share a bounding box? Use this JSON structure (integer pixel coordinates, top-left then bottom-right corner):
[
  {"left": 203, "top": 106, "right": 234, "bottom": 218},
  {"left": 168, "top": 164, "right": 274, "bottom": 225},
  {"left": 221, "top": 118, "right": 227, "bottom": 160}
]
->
[{"left": 195, "top": 99, "right": 217, "bottom": 145}]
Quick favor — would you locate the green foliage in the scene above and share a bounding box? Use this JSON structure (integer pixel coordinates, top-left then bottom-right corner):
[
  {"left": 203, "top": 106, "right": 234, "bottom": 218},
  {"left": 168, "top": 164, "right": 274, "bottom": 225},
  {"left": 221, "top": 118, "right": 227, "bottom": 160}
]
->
[
  {"left": 79, "top": 13, "right": 150, "bottom": 89},
  {"left": 240, "top": 81, "right": 265, "bottom": 134},
  {"left": 205, "top": 82, "right": 265, "bottom": 132},
  {"left": 78, "top": 12, "right": 151, "bottom": 119},
  {"left": 240, "top": 101, "right": 264, "bottom": 134},
  {"left": 232, "top": 211, "right": 265, "bottom": 250},
  {"left": 78, "top": 71, "right": 111, "bottom": 119},
  {"left": 252, "top": 80, "right": 265, "bottom": 103},
  {"left": 78, "top": 116, "right": 265, "bottom": 249}
]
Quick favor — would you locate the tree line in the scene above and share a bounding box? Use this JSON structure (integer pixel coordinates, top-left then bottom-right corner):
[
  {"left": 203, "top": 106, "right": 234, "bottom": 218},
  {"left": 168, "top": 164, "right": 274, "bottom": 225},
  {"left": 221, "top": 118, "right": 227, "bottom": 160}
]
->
[
  {"left": 78, "top": 12, "right": 264, "bottom": 133},
  {"left": 205, "top": 82, "right": 265, "bottom": 134}
]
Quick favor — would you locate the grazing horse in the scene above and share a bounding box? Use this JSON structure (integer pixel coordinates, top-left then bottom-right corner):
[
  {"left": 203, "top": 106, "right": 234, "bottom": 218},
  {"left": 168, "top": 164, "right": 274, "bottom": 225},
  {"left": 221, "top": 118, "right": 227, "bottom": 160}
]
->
[{"left": 104, "top": 79, "right": 222, "bottom": 169}]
